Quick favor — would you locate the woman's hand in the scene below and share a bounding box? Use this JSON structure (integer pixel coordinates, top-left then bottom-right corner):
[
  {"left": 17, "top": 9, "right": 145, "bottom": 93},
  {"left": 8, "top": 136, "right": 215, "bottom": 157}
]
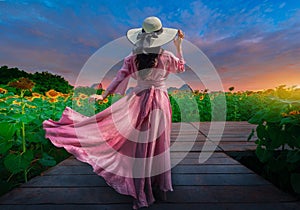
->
[
  {"left": 88, "top": 94, "right": 104, "bottom": 103},
  {"left": 173, "top": 29, "right": 184, "bottom": 50}
]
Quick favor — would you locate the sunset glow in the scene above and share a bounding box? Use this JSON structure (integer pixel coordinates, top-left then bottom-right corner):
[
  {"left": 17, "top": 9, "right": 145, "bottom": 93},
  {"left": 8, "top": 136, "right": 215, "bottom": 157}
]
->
[{"left": 0, "top": 1, "right": 299, "bottom": 91}]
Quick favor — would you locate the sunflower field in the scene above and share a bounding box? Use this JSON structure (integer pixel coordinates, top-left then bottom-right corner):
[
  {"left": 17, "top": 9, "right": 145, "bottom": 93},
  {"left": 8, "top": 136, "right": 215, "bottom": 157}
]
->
[{"left": 0, "top": 77, "right": 299, "bottom": 195}]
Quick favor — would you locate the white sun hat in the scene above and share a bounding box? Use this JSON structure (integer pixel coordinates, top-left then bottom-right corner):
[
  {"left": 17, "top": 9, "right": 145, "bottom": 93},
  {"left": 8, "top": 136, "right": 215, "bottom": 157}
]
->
[{"left": 126, "top": 16, "right": 178, "bottom": 50}]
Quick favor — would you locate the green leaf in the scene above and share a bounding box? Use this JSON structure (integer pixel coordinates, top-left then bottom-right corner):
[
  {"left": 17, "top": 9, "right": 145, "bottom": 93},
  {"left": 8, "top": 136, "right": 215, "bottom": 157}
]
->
[
  {"left": 291, "top": 173, "right": 300, "bottom": 194},
  {"left": 7, "top": 113, "right": 23, "bottom": 122},
  {"left": 0, "top": 138, "right": 13, "bottom": 154},
  {"left": 256, "top": 124, "right": 268, "bottom": 142},
  {"left": 267, "top": 125, "right": 285, "bottom": 149},
  {"left": 255, "top": 145, "right": 273, "bottom": 163},
  {"left": 248, "top": 110, "right": 264, "bottom": 124},
  {"left": 27, "top": 131, "right": 47, "bottom": 144},
  {"left": 287, "top": 150, "right": 300, "bottom": 163},
  {"left": 280, "top": 117, "right": 296, "bottom": 126},
  {"left": 20, "top": 114, "right": 36, "bottom": 124},
  {"left": 4, "top": 151, "right": 34, "bottom": 174},
  {"left": 38, "top": 153, "right": 56, "bottom": 166},
  {"left": 0, "top": 122, "right": 17, "bottom": 140}
]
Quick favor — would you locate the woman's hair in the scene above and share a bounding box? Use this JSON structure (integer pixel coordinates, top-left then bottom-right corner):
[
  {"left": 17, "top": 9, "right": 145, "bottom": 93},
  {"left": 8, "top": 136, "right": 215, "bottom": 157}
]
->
[{"left": 135, "top": 47, "right": 161, "bottom": 79}]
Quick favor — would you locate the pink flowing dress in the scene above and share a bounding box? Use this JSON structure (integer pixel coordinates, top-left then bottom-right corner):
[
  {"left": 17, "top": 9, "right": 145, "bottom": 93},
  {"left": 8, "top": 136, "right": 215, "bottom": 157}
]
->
[{"left": 42, "top": 49, "right": 185, "bottom": 209}]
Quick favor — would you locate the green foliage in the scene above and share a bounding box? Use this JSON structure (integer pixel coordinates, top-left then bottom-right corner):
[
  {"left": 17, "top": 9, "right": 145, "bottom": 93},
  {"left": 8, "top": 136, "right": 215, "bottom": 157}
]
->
[
  {"left": 1, "top": 69, "right": 300, "bottom": 196},
  {"left": 248, "top": 86, "right": 300, "bottom": 194},
  {"left": 0, "top": 84, "right": 71, "bottom": 195},
  {"left": 4, "top": 151, "right": 34, "bottom": 174},
  {"left": 0, "top": 66, "right": 73, "bottom": 94}
]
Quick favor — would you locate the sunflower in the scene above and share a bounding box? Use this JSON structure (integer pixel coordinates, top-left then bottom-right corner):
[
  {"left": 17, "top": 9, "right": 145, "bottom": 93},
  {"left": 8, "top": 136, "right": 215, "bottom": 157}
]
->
[
  {"left": 49, "top": 98, "right": 58, "bottom": 103},
  {"left": 26, "top": 104, "right": 37, "bottom": 109},
  {"left": 289, "top": 110, "right": 300, "bottom": 116},
  {"left": 76, "top": 100, "right": 82, "bottom": 107},
  {"left": 60, "top": 93, "right": 70, "bottom": 98},
  {"left": 0, "top": 87, "right": 8, "bottom": 94},
  {"left": 45, "top": 89, "right": 60, "bottom": 98},
  {"left": 103, "top": 98, "right": 109, "bottom": 104},
  {"left": 32, "top": 92, "right": 42, "bottom": 97},
  {"left": 199, "top": 95, "right": 204, "bottom": 101},
  {"left": 172, "top": 90, "right": 179, "bottom": 94},
  {"left": 12, "top": 100, "right": 22, "bottom": 106},
  {"left": 79, "top": 93, "right": 88, "bottom": 100}
]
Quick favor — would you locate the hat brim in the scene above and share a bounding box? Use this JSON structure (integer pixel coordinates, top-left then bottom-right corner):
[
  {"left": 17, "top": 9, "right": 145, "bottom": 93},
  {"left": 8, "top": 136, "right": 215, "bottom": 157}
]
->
[{"left": 126, "top": 27, "right": 178, "bottom": 48}]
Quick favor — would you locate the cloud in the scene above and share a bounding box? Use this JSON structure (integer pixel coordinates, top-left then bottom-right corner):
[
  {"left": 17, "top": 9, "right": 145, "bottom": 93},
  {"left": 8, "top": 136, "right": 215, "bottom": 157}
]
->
[{"left": 0, "top": 0, "right": 299, "bottom": 90}]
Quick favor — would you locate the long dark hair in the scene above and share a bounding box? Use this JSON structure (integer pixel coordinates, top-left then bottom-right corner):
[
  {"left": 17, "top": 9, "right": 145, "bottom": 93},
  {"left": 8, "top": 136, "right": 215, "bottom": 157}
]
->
[{"left": 135, "top": 47, "right": 161, "bottom": 79}]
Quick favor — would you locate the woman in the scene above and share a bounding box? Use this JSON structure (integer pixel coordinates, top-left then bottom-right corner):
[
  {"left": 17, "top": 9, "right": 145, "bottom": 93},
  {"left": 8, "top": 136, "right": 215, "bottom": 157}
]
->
[{"left": 43, "top": 16, "right": 185, "bottom": 209}]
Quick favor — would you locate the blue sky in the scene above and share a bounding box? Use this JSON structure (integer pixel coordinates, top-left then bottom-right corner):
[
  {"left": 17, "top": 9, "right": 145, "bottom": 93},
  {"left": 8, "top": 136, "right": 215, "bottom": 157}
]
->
[{"left": 0, "top": 0, "right": 299, "bottom": 90}]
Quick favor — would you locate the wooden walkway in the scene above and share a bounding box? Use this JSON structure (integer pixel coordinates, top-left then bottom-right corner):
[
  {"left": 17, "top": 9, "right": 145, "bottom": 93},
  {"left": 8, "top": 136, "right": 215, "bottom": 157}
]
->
[{"left": 0, "top": 122, "right": 299, "bottom": 210}]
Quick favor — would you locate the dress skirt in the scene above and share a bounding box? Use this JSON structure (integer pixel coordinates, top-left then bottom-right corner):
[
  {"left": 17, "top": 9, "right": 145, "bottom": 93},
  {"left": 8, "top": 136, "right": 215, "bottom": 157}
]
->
[{"left": 42, "top": 85, "right": 173, "bottom": 209}]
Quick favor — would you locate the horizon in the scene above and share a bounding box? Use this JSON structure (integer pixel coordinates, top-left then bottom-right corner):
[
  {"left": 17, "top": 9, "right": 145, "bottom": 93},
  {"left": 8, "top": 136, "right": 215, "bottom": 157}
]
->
[
  {"left": 3, "top": 64, "right": 299, "bottom": 92},
  {"left": 0, "top": 1, "right": 299, "bottom": 91}
]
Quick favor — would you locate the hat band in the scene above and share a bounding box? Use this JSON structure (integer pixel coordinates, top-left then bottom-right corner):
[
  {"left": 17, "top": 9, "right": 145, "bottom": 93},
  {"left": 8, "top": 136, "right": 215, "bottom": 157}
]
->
[{"left": 141, "top": 27, "right": 163, "bottom": 35}]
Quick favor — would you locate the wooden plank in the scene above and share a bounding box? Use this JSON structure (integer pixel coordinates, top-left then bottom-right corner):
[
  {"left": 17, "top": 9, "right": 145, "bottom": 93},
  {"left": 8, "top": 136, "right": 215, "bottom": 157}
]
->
[
  {"left": 1, "top": 203, "right": 300, "bottom": 210},
  {"left": 0, "top": 185, "right": 295, "bottom": 204},
  {"left": 207, "top": 136, "right": 256, "bottom": 142},
  {"left": 66, "top": 151, "right": 229, "bottom": 159},
  {"left": 20, "top": 174, "right": 107, "bottom": 188},
  {"left": 1, "top": 203, "right": 299, "bottom": 210},
  {"left": 218, "top": 144, "right": 257, "bottom": 151},
  {"left": 170, "top": 152, "right": 228, "bottom": 159},
  {"left": 172, "top": 164, "right": 254, "bottom": 174},
  {"left": 172, "top": 173, "right": 270, "bottom": 186},
  {"left": 172, "top": 157, "right": 240, "bottom": 165},
  {"left": 43, "top": 165, "right": 93, "bottom": 176},
  {"left": 20, "top": 172, "right": 269, "bottom": 188},
  {"left": 170, "top": 142, "right": 222, "bottom": 152},
  {"left": 190, "top": 122, "right": 257, "bottom": 136},
  {"left": 60, "top": 156, "right": 239, "bottom": 167},
  {"left": 0, "top": 187, "right": 131, "bottom": 204},
  {"left": 1, "top": 122, "right": 298, "bottom": 210},
  {"left": 44, "top": 164, "right": 253, "bottom": 176},
  {"left": 170, "top": 136, "right": 207, "bottom": 142},
  {"left": 66, "top": 152, "right": 229, "bottom": 160}
]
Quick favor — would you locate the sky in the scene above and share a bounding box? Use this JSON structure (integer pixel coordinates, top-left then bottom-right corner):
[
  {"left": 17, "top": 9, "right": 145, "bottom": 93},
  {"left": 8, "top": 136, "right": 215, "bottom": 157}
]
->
[{"left": 0, "top": 0, "right": 300, "bottom": 91}]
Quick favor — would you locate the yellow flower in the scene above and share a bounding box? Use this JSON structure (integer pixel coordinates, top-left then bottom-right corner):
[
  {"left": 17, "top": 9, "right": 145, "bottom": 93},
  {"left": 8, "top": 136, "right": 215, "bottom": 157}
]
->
[
  {"left": 79, "top": 93, "right": 88, "bottom": 99},
  {"left": 172, "top": 90, "right": 179, "bottom": 94},
  {"left": 199, "top": 95, "right": 204, "bottom": 100},
  {"left": 76, "top": 100, "right": 82, "bottom": 107},
  {"left": 289, "top": 110, "right": 300, "bottom": 116},
  {"left": 32, "top": 92, "right": 42, "bottom": 98},
  {"left": 103, "top": 98, "right": 109, "bottom": 104},
  {"left": 60, "top": 93, "right": 70, "bottom": 98},
  {"left": 49, "top": 98, "right": 58, "bottom": 103},
  {"left": 12, "top": 100, "right": 21, "bottom": 106},
  {"left": 26, "top": 104, "right": 37, "bottom": 109},
  {"left": 46, "top": 89, "right": 60, "bottom": 98},
  {"left": 98, "top": 100, "right": 103, "bottom": 105},
  {"left": 0, "top": 87, "right": 8, "bottom": 94}
]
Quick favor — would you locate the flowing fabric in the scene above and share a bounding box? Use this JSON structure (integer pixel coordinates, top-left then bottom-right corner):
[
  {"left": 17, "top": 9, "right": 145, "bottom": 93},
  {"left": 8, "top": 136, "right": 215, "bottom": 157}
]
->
[{"left": 42, "top": 49, "right": 185, "bottom": 209}]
